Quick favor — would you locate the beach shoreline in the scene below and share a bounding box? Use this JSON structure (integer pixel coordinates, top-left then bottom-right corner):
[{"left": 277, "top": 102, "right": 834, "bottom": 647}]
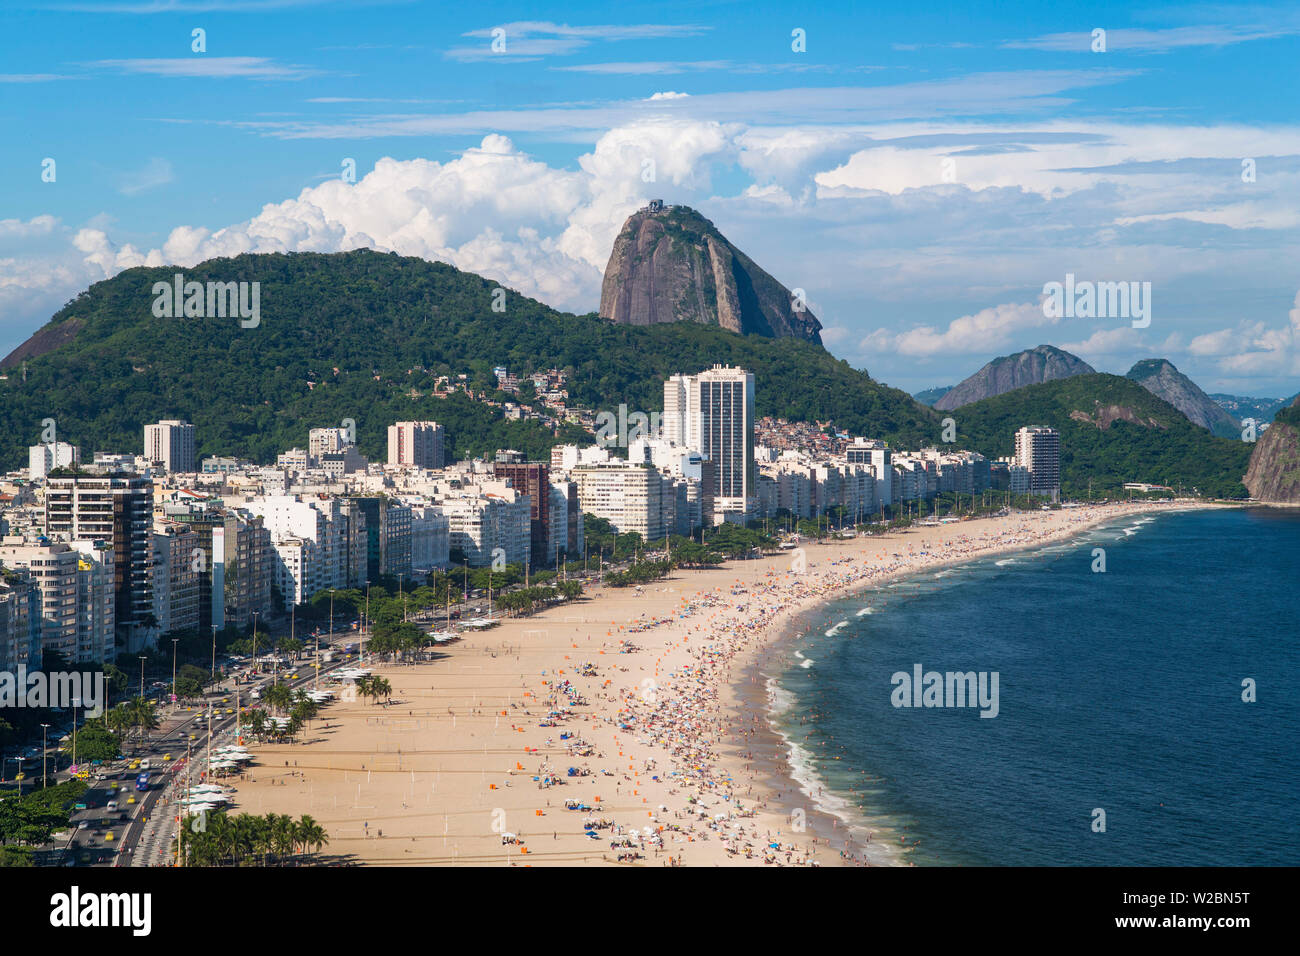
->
[
  {"left": 206, "top": 499, "right": 1238, "bottom": 867},
  {"left": 715, "top": 498, "right": 1244, "bottom": 866}
]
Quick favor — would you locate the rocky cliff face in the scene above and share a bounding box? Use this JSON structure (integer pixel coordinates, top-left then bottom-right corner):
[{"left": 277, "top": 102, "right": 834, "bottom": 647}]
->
[
  {"left": 934, "top": 344, "right": 1094, "bottom": 411},
  {"left": 599, "top": 204, "right": 822, "bottom": 343},
  {"left": 1126, "top": 358, "right": 1240, "bottom": 439},
  {"left": 1243, "top": 398, "right": 1300, "bottom": 502}
]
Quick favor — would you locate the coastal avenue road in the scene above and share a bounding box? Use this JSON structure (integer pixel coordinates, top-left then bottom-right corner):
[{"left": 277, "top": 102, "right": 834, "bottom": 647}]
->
[{"left": 53, "top": 630, "right": 360, "bottom": 868}]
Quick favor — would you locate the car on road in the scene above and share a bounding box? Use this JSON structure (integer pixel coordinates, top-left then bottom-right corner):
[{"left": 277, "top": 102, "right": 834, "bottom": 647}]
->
[
  {"left": 106, "top": 800, "right": 117, "bottom": 811},
  {"left": 77, "top": 822, "right": 89, "bottom": 830}
]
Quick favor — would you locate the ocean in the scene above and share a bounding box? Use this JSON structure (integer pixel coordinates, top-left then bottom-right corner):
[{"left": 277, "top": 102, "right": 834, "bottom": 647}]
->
[{"left": 768, "top": 507, "right": 1300, "bottom": 866}]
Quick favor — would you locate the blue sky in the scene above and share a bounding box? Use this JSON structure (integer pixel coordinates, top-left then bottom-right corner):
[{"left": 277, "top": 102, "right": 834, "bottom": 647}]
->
[{"left": 4, "top": 0, "right": 1300, "bottom": 396}]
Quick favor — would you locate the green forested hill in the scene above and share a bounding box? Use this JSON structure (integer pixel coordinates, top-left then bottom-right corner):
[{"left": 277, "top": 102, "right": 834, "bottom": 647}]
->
[
  {"left": 951, "top": 374, "right": 1253, "bottom": 498},
  {"left": 0, "top": 251, "right": 1256, "bottom": 497},
  {"left": 0, "top": 249, "right": 937, "bottom": 467}
]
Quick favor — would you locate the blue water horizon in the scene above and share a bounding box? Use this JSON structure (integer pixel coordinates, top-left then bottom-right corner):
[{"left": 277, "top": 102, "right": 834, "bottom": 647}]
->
[{"left": 770, "top": 507, "right": 1300, "bottom": 866}]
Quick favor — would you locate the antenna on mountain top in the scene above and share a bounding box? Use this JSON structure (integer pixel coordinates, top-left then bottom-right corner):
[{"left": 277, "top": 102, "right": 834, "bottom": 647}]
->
[{"left": 647, "top": 199, "right": 664, "bottom": 212}]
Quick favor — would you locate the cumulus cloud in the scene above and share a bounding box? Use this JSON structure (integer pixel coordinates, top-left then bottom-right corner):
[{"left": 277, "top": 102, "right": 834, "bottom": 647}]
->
[
  {"left": 18, "top": 125, "right": 745, "bottom": 325},
  {"left": 862, "top": 300, "right": 1056, "bottom": 357},
  {"left": 6, "top": 111, "right": 1300, "bottom": 393},
  {"left": 1185, "top": 293, "right": 1300, "bottom": 376}
]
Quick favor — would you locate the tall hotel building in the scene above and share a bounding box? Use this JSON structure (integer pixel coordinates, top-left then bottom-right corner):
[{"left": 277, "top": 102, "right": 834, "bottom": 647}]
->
[
  {"left": 663, "top": 366, "right": 755, "bottom": 523},
  {"left": 1014, "top": 426, "right": 1061, "bottom": 499},
  {"left": 144, "top": 420, "right": 196, "bottom": 473},
  {"left": 388, "top": 421, "right": 446, "bottom": 469}
]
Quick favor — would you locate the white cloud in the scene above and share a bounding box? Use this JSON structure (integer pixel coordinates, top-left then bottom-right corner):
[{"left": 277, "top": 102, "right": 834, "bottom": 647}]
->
[
  {"left": 92, "top": 57, "right": 319, "bottom": 79},
  {"left": 864, "top": 300, "right": 1056, "bottom": 357},
  {"left": 448, "top": 22, "right": 708, "bottom": 61},
  {"left": 1184, "top": 293, "right": 1300, "bottom": 375},
  {"left": 117, "top": 157, "right": 175, "bottom": 196},
  {"left": 557, "top": 62, "right": 728, "bottom": 75},
  {"left": 1059, "top": 326, "right": 1147, "bottom": 356},
  {"left": 1003, "top": 25, "right": 1298, "bottom": 53}
]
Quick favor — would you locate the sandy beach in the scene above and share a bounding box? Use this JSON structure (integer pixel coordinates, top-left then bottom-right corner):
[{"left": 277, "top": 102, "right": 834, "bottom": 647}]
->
[{"left": 214, "top": 500, "right": 1235, "bottom": 866}]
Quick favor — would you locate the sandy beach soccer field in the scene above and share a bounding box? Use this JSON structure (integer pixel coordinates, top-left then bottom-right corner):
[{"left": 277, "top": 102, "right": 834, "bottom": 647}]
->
[{"left": 214, "top": 500, "right": 1232, "bottom": 866}]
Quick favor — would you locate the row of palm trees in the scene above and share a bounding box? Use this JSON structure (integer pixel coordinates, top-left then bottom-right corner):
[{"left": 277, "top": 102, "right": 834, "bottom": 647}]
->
[
  {"left": 354, "top": 676, "right": 392, "bottom": 706},
  {"left": 99, "top": 697, "right": 159, "bottom": 745},
  {"left": 177, "top": 810, "right": 328, "bottom": 866},
  {"left": 243, "top": 686, "right": 322, "bottom": 743}
]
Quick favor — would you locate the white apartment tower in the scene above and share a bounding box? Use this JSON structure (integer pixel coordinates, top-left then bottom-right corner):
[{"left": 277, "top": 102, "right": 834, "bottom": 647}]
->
[
  {"left": 144, "top": 420, "right": 196, "bottom": 473},
  {"left": 29, "top": 442, "right": 81, "bottom": 480},
  {"left": 662, "top": 365, "right": 755, "bottom": 522},
  {"left": 1014, "top": 426, "right": 1061, "bottom": 499},
  {"left": 663, "top": 374, "right": 701, "bottom": 449},
  {"left": 388, "top": 421, "right": 445, "bottom": 469},
  {"left": 308, "top": 427, "right": 352, "bottom": 464},
  {"left": 847, "top": 439, "right": 892, "bottom": 510}
]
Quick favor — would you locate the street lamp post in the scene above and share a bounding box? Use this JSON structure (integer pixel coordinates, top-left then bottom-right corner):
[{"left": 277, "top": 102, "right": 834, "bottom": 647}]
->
[
  {"left": 210, "top": 624, "right": 219, "bottom": 681},
  {"left": 138, "top": 656, "right": 147, "bottom": 701},
  {"left": 71, "top": 698, "right": 81, "bottom": 769},
  {"left": 39, "top": 723, "right": 49, "bottom": 789},
  {"left": 171, "top": 638, "right": 179, "bottom": 713}
]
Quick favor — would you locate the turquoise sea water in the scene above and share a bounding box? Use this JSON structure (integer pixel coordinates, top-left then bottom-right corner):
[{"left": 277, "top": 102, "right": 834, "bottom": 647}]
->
[{"left": 769, "top": 507, "right": 1300, "bottom": 865}]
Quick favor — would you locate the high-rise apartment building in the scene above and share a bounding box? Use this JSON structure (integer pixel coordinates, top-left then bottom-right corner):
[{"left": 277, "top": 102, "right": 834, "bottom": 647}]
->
[
  {"left": 847, "top": 439, "right": 892, "bottom": 510},
  {"left": 308, "top": 427, "right": 352, "bottom": 464},
  {"left": 152, "top": 520, "right": 201, "bottom": 636},
  {"left": 0, "top": 573, "right": 42, "bottom": 671},
  {"left": 662, "top": 366, "right": 755, "bottom": 523},
  {"left": 388, "top": 421, "right": 445, "bottom": 469},
  {"left": 0, "top": 539, "right": 115, "bottom": 664},
  {"left": 44, "top": 474, "right": 152, "bottom": 649},
  {"left": 144, "top": 420, "right": 196, "bottom": 473},
  {"left": 492, "top": 461, "right": 550, "bottom": 567},
  {"left": 28, "top": 442, "right": 80, "bottom": 480},
  {"left": 1014, "top": 426, "right": 1061, "bottom": 499},
  {"left": 571, "top": 461, "right": 671, "bottom": 541},
  {"left": 162, "top": 500, "right": 272, "bottom": 631}
]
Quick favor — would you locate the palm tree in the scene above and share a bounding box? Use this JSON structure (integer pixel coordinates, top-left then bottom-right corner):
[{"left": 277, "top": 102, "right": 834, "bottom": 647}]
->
[
  {"left": 297, "top": 815, "right": 328, "bottom": 858},
  {"left": 353, "top": 676, "right": 373, "bottom": 705},
  {"left": 126, "top": 698, "right": 159, "bottom": 746},
  {"left": 105, "top": 703, "right": 133, "bottom": 738},
  {"left": 271, "top": 813, "right": 296, "bottom": 863},
  {"left": 371, "top": 676, "right": 392, "bottom": 705},
  {"left": 261, "top": 682, "right": 293, "bottom": 715}
]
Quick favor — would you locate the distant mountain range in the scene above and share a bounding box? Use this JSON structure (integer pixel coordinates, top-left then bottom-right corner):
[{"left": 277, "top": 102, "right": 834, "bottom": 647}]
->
[
  {"left": 918, "top": 345, "right": 1292, "bottom": 444},
  {"left": 952, "top": 373, "right": 1252, "bottom": 499},
  {"left": 1210, "top": 392, "right": 1300, "bottom": 424},
  {"left": 599, "top": 203, "right": 823, "bottom": 344},
  {"left": 912, "top": 386, "right": 952, "bottom": 406},
  {"left": 933, "top": 345, "right": 1095, "bottom": 411}
]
